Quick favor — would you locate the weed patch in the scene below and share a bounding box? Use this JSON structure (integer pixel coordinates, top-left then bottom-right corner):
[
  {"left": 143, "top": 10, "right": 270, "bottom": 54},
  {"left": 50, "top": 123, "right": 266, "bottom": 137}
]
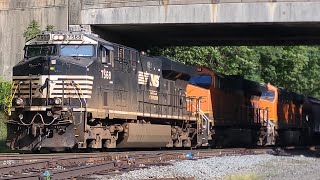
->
[{"left": 224, "top": 172, "right": 259, "bottom": 180}]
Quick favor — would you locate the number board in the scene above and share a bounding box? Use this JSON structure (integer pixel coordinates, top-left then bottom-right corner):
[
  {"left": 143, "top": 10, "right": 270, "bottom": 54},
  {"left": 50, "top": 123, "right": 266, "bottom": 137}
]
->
[
  {"left": 36, "top": 35, "right": 50, "bottom": 41},
  {"left": 65, "top": 34, "right": 83, "bottom": 41}
]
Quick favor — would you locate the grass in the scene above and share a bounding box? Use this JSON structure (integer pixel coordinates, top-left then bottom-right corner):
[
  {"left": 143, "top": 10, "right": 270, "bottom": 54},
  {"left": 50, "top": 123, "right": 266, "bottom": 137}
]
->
[{"left": 224, "top": 172, "right": 260, "bottom": 180}]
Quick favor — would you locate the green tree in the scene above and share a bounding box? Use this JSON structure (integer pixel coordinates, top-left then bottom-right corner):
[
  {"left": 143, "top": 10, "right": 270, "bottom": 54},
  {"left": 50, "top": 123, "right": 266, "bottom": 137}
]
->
[
  {"left": 150, "top": 46, "right": 261, "bottom": 81},
  {"left": 0, "top": 79, "right": 11, "bottom": 111},
  {"left": 23, "top": 20, "right": 55, "bottom": 41},
  {"left": 23, "top": 20, "right": 41, "bottom": 42},
  {"left": 150, "top": 46, "right": 320, "bottom": 98},
  {"left": 45, "top": 25, "right": 55, "bottom": 31},
  {"left": 0, "top": 79, "right": 10, "bottom": 149},
  {"left": 254, "top": 46, "right": 320, "bottom": 96}
]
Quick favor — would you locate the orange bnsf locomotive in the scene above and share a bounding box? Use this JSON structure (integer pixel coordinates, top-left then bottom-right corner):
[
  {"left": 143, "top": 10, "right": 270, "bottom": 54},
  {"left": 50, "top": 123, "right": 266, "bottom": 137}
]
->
[{"left": 6, "top": 31, "right": 320, "bottom": 151}]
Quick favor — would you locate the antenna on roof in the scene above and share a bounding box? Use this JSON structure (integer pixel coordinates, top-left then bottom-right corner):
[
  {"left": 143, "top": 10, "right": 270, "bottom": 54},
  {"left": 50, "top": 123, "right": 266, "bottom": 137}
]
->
[{"left": 69, "top": 25, "right": 92, "bottom": 33}]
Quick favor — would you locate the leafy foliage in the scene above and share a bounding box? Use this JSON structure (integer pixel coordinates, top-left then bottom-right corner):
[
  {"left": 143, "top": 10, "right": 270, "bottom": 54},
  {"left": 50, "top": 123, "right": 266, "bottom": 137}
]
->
[
  {"left": 149, "top": 46, "right": 320, "bottom": 98},
  {"left": 0, "top": 80, "right": 10, "bottom": 145},
  {"left": 255, "top": 46, "right": 320, "bottom": 97},
  {"left": 0, "top": 112, "right": 7, "bottom": 141},
  {"left": 23, "top": 20, "right": 41, "bottom": 42},
  {"left": 45, "top": 25, "right": 55, "bottom": 31},
  {"left": 23, "top": 20, "right": 55, "bottom": 41},
  {"left": 0, "top": 79, "right": 11, "bottom": 112}
]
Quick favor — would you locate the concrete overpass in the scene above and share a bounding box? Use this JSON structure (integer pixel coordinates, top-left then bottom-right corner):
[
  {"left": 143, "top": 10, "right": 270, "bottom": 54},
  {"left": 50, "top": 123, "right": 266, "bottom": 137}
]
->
[
  {"left": 1, "top": 0, "right": 320, "bottom": 79},
  {"left": 69, "top": 0, "right": 320, "bottom": 48}
]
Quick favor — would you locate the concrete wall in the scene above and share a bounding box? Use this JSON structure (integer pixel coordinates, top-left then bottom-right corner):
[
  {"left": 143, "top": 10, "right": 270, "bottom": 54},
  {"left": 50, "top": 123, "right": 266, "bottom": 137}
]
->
[
  {"left": 0, "top": 0, "right": 68, "bottom": 80},
  {"left": 76, "top": 0, "right": 320, "bottom": 25}
]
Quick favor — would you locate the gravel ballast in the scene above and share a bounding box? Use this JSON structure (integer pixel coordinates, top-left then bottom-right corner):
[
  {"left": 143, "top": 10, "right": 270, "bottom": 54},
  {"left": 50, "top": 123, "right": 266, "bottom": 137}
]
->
[{"left": 91, "top": 153, "right": 320, "bottom": 180}]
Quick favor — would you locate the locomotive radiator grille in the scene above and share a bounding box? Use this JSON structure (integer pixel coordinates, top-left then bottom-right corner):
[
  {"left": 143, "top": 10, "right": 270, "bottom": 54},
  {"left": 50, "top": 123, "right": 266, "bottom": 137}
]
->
[
  {"left": 12, "top": 75, "right": 94, "bottom": 99},
  {"left": 12, "top": 76, "right": 40, "bottom": 98},
  {"left": 50, "top": 75, "right": 94, "bottom": 99}
]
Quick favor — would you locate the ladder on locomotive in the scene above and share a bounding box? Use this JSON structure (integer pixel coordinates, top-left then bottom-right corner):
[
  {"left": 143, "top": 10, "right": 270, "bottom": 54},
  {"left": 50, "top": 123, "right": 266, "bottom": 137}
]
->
[{"left": 190, "top": 97, "right": 211, "bottom": 147}]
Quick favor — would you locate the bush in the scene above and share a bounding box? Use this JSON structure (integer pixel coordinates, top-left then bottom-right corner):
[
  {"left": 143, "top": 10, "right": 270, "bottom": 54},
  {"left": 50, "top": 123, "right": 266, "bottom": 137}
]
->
[
  {"left": 0, "top": 79, "right": 11, "bottom": 112},
  {"left": 0, "top": 112, "right": 6, "bottom": 141},
  {"left": 23, "top": 20, "right": 55, "bottom": 42},
  {"left": 0, "top": 79, "right": 10, "bottom": 151}
]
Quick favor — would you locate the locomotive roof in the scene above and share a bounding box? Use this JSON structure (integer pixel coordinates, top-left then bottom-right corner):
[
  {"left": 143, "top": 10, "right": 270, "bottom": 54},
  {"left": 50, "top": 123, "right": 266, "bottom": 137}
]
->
[
  {"left": 308, "top": 97, "right": 320, "bottom": 104},
  {"left": 157, "top": 56, "right": 197, "bottom": 80},
  {"left": 85, "top": 32, "right": 138, "bottom": 52},
  {"left": 26, "top": 31, "right": 138, "bottom": 52}
]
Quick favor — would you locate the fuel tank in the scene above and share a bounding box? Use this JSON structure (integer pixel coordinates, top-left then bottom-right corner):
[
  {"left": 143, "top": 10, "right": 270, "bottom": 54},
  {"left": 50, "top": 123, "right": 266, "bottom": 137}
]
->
[{"left": 117, "top": 123, "right": 171, "bottom": 148}]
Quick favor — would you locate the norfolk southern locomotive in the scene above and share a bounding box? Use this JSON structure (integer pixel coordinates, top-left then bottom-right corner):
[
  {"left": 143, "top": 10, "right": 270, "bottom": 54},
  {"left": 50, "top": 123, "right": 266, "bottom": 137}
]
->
[{"left": 7, "top": 31, "right": 212, "bottom": 151}]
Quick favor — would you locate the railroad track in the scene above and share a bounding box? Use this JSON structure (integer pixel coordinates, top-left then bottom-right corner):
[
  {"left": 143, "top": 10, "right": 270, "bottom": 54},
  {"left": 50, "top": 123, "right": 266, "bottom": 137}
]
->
[{"left": 0, "top": 148, "right": 271, "bottom": 180}]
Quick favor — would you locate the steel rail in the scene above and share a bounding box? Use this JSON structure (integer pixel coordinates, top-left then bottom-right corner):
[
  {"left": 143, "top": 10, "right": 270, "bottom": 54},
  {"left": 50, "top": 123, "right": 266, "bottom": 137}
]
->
[
  {"left": 0, "top": 148, "right": 272, "bottom": 180},
  {"left": 0, "top": 151, "right": 184, "bottom": 176}
]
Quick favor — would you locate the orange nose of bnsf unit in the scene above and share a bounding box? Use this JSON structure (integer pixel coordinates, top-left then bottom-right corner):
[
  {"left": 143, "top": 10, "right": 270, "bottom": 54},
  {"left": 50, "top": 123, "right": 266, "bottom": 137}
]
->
[
  {"left": 258, "top": 83, "right": 278, "bottom": 124},
  {"left": 186, "top": 84, "right": 213, "bottom": 120}
]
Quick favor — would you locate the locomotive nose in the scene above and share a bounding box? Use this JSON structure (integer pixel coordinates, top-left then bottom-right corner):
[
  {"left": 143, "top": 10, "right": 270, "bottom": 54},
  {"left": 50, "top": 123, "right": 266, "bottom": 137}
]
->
[
  {"left": 13, "top": 56, "right": 51, "bottom": 76},
  {"left": 12, "top": 55, "right": 93, "bottom": 104},
  {"left": 8, "top": 55, "right": 94, "bottom": 151}
]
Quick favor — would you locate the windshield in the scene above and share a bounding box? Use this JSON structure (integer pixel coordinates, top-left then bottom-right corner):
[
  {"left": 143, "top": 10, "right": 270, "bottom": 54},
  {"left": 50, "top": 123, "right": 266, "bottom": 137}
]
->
[
  {"left": 189, "top": 75, "right": 212, "bottom": 88},
  {"left": 25, "top": 45, "right": 56, "bottom": 57},
  {"left": 60, "top": 45, "right": 94, "bottom": 57},
  {"left": 261, "top": 86, "right": 275, "bottom": 102}
]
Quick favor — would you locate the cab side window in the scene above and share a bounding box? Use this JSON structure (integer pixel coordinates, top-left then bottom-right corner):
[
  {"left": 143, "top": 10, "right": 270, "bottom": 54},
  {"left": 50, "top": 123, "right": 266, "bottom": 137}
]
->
[
  {"left": 101, "top": 48, "right": 107, "bottom": 63},
  {"left": 101, "top": 45, "right": 114, "bottom": 66},
  {"left": 131, "top": 51, "right": 137, "bottom": 72},
  {"left": 118, "top": 47, "right": 124, "bottom": 62}
]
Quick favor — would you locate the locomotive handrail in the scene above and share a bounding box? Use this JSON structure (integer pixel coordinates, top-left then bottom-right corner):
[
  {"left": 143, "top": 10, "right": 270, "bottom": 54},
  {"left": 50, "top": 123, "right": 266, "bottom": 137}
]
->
[
  {"left": 191, "top": 103, "right": 211, "bottom": 138},
  {"left": 19, "top": 112, "right": 58, "bottom": 126},
  {"left": 71, "top": 81, "right": 86, "bottom": 125},
  {"left": 6, "top": 81, "right": 20, "bottom": 116}
]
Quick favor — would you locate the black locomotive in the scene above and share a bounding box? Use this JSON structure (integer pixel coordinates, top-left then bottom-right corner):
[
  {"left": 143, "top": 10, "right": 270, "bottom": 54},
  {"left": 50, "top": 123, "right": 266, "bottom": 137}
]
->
[{"left": 7, "top": 31, "right": 210, "bottom": 151}]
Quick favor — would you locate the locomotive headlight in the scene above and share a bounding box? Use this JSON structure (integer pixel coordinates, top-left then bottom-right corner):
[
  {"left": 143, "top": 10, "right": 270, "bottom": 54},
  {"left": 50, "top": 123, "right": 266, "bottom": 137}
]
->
[
  {"left": 15, "top": 98, "right": 23, "bottom": 106},
  {"left": 54, "top": 97, "right": 62, "bottom": 105},
  {"left": 58, "top": 35, "right": 64, "bottom": 41},
  {"left": 53, "top": 35, "right": 59, "bottom": 40},
  {"left": 52, "top": 35, "right": 65, "bottom": 41}
]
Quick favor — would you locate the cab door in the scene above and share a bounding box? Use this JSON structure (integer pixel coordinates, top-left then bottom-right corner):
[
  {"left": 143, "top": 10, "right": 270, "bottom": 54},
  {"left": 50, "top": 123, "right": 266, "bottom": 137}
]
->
[{"left": 100, "top": 44, "right": 115, "bottom": 112}]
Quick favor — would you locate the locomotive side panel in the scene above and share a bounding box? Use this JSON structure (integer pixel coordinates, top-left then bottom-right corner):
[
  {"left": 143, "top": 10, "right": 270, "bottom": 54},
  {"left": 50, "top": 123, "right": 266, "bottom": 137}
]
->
[
  {"left": 277, "top": 91, "right": 304, "bottom": 129},
  {"left": 213, "top": 77, "right": 245, "bottom": 127},
  {"left": 137, "top": 56, "right": 162, "bottom": 118},
  {"left": 310, "top": 99, "right": 320, "bottom": 134},
  {"left": 276, "top": 90, "right": 306, "bottom": 145}
]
